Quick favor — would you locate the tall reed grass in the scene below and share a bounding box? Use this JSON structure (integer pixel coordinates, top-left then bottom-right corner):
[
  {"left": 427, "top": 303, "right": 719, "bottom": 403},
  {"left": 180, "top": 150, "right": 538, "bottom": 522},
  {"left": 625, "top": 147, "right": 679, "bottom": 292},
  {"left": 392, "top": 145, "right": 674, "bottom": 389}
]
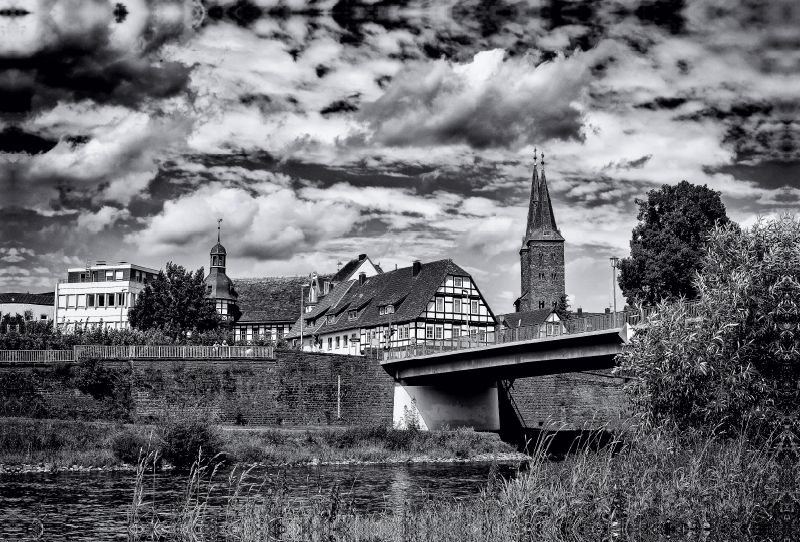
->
[{"left": 128, "top": 424, "right": 779, "bottom": 541}]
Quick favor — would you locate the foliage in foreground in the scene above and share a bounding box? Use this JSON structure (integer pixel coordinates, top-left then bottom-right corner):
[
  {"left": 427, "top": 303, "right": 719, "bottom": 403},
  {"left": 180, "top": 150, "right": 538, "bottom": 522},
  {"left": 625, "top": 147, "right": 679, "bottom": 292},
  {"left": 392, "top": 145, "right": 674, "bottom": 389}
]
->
[
  {"left": 128, "top": 426, "right": 779, "bottom": 542},
  {"left": 616, "top": 215, "right": 800, "bottom": 440}
]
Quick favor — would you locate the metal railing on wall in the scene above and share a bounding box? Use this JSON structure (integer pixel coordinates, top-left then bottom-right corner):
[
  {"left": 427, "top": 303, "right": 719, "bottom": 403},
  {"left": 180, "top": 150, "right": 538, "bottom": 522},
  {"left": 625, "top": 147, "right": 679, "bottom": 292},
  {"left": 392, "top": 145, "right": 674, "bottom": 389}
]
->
[
  {"left": 0, "top": 345, "right": 275, "bottom": 363},
  {"left": 383, "top": 301, "right": 701, "bottom": 361},
  {"left": 0, "top": 350, "right": 75, "bottom": 363},
  {"left": 73, "top": 345, "right": 274, "bottom": 360}
]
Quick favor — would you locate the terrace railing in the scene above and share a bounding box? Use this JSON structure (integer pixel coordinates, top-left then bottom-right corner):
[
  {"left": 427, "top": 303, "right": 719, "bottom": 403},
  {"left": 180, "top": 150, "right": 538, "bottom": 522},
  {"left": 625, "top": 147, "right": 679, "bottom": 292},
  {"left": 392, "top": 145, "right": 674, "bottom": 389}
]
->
[
  {"left": 383, "top": 301, "right": 701, "bottom": 361},
  {"left": 73, "top": 345, "right": 274, "bottom": 360}
]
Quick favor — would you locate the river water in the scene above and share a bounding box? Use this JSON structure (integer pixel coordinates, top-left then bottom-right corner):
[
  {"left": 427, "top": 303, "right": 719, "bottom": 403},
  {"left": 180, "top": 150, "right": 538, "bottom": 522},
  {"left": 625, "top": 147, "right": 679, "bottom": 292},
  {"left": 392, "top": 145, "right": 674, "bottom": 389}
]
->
[{"left": 0, "top": 462, "right": 520, "bottom": 541}]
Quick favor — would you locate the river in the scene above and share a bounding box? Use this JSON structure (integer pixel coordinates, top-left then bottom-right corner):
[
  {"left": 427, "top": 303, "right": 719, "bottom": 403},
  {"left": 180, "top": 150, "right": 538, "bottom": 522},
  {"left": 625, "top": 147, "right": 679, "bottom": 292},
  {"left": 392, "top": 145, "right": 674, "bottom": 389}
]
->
[{"left": 0, "top": 462, "right": 520, "bottom": 541}]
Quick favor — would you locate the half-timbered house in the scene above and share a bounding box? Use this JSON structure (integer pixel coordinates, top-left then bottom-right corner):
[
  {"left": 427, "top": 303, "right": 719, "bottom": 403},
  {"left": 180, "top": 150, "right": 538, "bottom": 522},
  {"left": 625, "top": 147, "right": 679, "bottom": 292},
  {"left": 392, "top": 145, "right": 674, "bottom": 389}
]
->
[{"left": 285, "top": 259, "right": 496, "bottom": 355}]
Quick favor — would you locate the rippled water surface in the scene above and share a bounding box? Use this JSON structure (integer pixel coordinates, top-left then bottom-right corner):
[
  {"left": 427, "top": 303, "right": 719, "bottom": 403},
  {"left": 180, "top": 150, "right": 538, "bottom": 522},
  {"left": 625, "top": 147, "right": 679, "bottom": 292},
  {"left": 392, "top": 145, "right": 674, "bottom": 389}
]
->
[{"left": 0, "top": 462, "right": 519, "bottom": 541}]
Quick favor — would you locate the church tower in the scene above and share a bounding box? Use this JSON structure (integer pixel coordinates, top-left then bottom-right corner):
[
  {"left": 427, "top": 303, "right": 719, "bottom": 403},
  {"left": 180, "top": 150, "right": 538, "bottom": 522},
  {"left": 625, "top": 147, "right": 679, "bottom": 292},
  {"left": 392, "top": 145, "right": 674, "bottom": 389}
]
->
[
  {"left": 516, "top": 152, "right": 565, "bottom": 312},
  {"left": 204, "top": 219, "right": 238, "bottom": 320}
]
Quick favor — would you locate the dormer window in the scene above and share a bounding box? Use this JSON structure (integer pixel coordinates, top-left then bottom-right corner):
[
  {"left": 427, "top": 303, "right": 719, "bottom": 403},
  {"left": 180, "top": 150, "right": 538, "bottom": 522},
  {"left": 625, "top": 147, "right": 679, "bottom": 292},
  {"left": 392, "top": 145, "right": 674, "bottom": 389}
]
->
[
  {"left": 323, "top": 281, "right": 330, "bottom": 294},
  {"left": 327, "top": 315, "right": 335, "bottom": 324},
  {"left": 348, "top": 310, "right": 357, "bottom": 320},
  {"left": 305, "top": 305, "right": 313, "bottom": 313},
  {"left": 379, "top": 306, "right": 385, "bottom": 315},
  {"left": 385, "top": 305, "right": 394, "bottom": 314}
]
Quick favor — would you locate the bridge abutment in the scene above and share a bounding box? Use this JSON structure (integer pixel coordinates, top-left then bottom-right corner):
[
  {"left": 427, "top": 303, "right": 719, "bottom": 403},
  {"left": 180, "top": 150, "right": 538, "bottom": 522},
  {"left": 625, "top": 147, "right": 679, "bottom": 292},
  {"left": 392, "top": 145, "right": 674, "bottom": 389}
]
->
[{"left": 392, "top": 383, "right": 500, "bottom": 431}]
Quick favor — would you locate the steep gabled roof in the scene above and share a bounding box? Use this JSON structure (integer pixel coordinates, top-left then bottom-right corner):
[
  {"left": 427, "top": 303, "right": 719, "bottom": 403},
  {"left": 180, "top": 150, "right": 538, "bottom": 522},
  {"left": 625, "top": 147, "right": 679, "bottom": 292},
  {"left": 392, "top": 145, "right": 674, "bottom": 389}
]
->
[
  {"left": 0, "top": 292, "right": 54, "bottom": 306},
  {"left": 330, "top": 254, "right": 383, "bottom": 283},
  {"left": 286, "top": 259, "right": 493, "bottom": 339},
  {"left": 233, "top": 275, "right": 331, "bottom": 324}
]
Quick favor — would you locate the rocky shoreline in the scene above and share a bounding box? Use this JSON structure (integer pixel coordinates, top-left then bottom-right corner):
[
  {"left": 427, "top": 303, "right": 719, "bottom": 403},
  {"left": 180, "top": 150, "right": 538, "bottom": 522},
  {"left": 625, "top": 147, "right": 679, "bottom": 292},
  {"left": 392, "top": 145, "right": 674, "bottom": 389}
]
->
[{"left": 0, "top": 452, "right": 530, "bottom": 475}]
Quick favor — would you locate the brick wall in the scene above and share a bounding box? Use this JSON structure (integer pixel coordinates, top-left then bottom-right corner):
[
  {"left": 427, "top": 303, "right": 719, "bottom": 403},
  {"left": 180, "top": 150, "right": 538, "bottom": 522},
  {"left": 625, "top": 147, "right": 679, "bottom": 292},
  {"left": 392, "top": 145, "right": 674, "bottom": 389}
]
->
[
  {"left": 504, "top": 370, "right": 628, "bottom": 431},
  {"left": 519, "top": 240, "right": 565, "bottom": 311},
  {"left": 0, "top": 350, "right": 395, "bottom": 426}
]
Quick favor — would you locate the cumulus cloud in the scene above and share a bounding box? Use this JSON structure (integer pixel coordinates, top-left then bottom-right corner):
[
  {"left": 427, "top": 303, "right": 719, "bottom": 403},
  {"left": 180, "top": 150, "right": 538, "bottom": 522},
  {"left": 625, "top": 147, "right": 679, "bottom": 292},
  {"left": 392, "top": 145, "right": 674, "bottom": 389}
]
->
[
  {"left": 356, "top": 48, "right": 597, "bottom": 149},
  {"left": 76, "top": 206, "right": 131, "bottom": 233}
]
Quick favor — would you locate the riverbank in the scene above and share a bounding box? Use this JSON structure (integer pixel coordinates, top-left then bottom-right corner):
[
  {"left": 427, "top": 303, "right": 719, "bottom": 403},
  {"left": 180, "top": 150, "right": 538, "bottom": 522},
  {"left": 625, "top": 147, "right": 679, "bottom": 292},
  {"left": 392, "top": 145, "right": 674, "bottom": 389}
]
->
[
  {"left": 0, "top": 417, "right": 524, "bottom": 473},
  {"left": 129, "top": 427, "right": 779, "bottom": 542}
]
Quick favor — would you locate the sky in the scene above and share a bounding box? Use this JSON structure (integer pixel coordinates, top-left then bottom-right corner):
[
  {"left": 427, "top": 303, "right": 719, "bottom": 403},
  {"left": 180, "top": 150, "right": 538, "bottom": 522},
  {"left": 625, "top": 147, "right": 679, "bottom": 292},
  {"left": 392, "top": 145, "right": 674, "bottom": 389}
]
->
[{"left": 0, "top": 0, "right": 798, "bottom": 313}]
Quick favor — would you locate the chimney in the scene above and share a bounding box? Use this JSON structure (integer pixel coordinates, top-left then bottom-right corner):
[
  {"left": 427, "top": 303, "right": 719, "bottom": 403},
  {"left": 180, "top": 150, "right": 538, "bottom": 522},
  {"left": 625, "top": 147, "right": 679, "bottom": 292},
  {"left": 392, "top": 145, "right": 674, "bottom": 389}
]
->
[
  {"left": 359, "top": 254, "right": 367, "bottom": 261},
  {"left": 359, "top": 272, "right": 366, "bottom": 286},
  {"left": 577, "top": 307, "right": 583, "bottom": 316},
  {"left": 604, "top": 307, "right": 610, "bottom": 314},
  {"left": 412, "top": 260, "right": 422, "bottom": 277}
]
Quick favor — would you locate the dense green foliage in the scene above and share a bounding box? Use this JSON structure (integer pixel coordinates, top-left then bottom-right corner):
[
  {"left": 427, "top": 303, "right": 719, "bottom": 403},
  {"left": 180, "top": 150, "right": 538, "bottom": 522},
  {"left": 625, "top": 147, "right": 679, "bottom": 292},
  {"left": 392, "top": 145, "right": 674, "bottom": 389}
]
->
[
  {"left": 616, "top": 215, "right": 800, "bottom": 440},
  {"left": 128, "top": 262, "right": 221, "bottom": 337},
  {"left": 0, "top": 324, "right": 242, "bottom": 350},
  {"left": 618, "top": 181, "right": 732, "bottom": 305}
]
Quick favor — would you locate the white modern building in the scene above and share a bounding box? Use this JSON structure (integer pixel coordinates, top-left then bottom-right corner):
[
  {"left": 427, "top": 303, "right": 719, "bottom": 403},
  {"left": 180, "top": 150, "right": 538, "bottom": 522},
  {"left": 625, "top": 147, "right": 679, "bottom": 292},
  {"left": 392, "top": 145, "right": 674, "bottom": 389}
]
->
[{"left": 54, "top": 261, "right": 159, "bottom": 329}]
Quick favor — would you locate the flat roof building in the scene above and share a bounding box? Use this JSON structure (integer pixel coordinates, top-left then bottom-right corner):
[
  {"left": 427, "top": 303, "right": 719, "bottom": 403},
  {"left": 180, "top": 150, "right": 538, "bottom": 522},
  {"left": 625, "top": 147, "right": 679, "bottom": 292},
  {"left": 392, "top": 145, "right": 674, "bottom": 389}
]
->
[{"left": 54, "top": 261, "right": 159, "bottom": 330}]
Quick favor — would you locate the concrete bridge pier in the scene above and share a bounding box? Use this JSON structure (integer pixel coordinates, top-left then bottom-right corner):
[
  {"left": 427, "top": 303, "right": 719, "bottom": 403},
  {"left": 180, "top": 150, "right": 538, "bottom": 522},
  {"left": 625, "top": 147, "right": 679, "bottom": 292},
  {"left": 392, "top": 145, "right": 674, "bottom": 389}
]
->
[{"left": 392, "top": 383, "right": 500, "bottom": 431}]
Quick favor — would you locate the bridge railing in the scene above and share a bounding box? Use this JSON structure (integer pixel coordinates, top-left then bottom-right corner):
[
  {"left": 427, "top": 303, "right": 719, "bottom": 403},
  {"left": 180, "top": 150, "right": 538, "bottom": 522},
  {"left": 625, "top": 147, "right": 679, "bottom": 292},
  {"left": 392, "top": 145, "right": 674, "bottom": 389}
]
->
[{"left": 383, "top": 301, "right": 701, "bottom": 360}]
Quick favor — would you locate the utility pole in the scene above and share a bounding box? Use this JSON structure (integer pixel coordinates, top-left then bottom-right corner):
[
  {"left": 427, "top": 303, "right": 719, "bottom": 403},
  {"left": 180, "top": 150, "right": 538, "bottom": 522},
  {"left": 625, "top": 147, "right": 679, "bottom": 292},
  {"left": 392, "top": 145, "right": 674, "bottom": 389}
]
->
[{"left": 610, "top": 257, "right": 619, "bottom": 324}]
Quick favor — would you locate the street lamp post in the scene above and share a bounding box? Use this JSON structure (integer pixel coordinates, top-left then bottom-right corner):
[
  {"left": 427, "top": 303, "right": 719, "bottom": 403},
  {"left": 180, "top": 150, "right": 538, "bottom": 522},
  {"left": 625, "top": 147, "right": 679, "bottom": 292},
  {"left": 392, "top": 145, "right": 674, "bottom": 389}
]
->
[{"left": 610, "top": 257, "right": 619, "bottom": 325}]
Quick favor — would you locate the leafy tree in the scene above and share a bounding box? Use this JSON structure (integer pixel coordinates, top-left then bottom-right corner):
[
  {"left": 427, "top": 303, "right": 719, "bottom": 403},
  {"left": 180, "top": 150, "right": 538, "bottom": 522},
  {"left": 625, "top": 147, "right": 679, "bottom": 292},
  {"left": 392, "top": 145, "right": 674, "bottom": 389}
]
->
[
  {"left": 554, "top": 293, "right": 572, "bottom": 321},
  {"left": 618, "top": 180, "right": 732, "bottom": 306},
  {"left": 128, "top": 262, "right": 221, "bottom": 336},
  {"left": 615, "top": 215, "right": 800, "bottom": 441}
]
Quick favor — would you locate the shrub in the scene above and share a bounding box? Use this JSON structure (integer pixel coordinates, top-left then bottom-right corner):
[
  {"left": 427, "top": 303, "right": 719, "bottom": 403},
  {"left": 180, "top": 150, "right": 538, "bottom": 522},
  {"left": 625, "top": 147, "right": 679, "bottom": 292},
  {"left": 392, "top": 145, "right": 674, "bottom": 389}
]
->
[
  {"left": 111, "top": 428, "right": 154, "bottom": 464},
  {"left": 615, "top": 215, "right": 800, "bottom": 441},
  {"left": 159, "top": 415, "right": 222, "bottom": 470}
]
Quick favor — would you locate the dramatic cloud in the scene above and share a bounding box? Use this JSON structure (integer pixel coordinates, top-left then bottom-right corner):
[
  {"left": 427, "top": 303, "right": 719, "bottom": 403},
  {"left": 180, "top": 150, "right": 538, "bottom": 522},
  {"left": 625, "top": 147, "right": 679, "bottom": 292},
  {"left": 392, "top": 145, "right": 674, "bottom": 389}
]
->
[{"left": 356, "top": 48, "right": 594, "bottom": 149}]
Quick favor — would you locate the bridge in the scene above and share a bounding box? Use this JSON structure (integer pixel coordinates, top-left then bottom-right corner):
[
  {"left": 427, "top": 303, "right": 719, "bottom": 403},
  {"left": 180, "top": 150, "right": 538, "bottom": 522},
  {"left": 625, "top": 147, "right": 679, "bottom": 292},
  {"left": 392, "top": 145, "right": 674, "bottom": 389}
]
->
[{"left": 380, "top": 304, "right": 698, "bottom": 433}]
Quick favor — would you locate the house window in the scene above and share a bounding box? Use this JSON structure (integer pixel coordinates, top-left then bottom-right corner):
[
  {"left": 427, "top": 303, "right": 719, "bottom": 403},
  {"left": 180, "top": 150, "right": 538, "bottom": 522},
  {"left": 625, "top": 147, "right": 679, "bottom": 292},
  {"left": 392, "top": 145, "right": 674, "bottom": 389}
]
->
[
  {"left": 106, "top": 271, "right": 114, "bottom": 281},
  {"left": 67, "top": 295, "right": 76, "bottom": 308},
  {"left": 77, "top": 294, "right": 86, "bottom": 308},
  {"left": 539, "top": 272, "right": 545, "bottom": 280},
  {"left": 108, "top": 294, "right": 116, "bottom": 307},
  {"left": 471, "top": 300, "right": 479, "bottom": 314},
  {"left": 454, "top": 299, "right": 461, "bottom": 313},
  {"left": 335, "top": 336, "right": 340, "bottom": 348},
  {"left": 539, "top": 300, "right": 546, "bottom": 309},
  {"left": 117, "top": 293, "right": 126, "bottom": 306},
  {"left": 426, "top": 325, "right": 434, "bottom": 339},
  {"left": 80, "top": 273, "right": 86, "bottom": 282},
  {"left": 327, "top": 314, "right": 335, "bottom": 324},
  {"left": 379, "top": 306, "right": 385, "bottom": 315},
  {"left": 436, "top": 298, "right": 444, "bottom": 311},
  {"left": 553, "top": 301, "right": 558, "bottom": 308},
  {"left": 348, "top": 310, "right": 357, "bottom": 320},
  {"left": 343, "top": 335, "right": 348, "bottom": 346},
  {"left": 115, "top": 270, "right": 123, "bottom": 280},
  {"left": 453, "top": 325, "right": 461, "bottom": 337},
  {"left": 328, "top": 337, "right": 333, "bottom": 350},
  {"left": 87, "top": 294, "right": 95, "bottom": 307},
  {"left": 454, "top": 276, "right": 462, "bottom": 287},
  {"left": 435, "top": 326, "right": 443, "bottom": 339},
  {"left": 386, "top": 305, "right": 394, "bottom": 314},
  {"left": 323, "top": 281, "right": 330, "bottom": 294}
]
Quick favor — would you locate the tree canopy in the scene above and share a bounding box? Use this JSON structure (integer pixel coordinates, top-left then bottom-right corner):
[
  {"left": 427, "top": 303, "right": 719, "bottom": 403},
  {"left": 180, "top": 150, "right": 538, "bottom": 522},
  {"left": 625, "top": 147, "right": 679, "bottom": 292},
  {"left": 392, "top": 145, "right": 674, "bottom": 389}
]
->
[
  {"left": 615, "top": 215, "right": 800, "bottom": 441},
  {"left": 618, "top": 180, "right": 732, "bottom": 306},
  {"left": 128, "top": 262, "right": 222, "bottom": 336}
]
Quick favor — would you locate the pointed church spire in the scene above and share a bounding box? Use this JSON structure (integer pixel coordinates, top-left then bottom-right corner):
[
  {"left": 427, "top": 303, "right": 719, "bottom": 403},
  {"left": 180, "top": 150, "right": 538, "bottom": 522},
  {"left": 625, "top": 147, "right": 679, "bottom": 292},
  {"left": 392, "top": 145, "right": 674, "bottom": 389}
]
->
[{"left": 522, "top": 151, "right": 562, "bottom": 247}]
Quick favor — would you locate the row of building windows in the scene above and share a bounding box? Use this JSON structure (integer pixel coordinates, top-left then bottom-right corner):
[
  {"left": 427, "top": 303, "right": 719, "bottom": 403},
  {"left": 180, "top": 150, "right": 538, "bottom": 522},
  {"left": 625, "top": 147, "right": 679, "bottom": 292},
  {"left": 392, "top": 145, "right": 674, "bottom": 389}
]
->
[
  {"left": 76, "top": 270, "right": 150, "bottom": 283},
  {"left": 433, "top": 297, "right": 479, "bottom": 313},
  {"left": 537, "top": 272, "right": 558, "bottom": 280},
  {"left": 58, "top": 292, "right": 135, "bottom": 309}
]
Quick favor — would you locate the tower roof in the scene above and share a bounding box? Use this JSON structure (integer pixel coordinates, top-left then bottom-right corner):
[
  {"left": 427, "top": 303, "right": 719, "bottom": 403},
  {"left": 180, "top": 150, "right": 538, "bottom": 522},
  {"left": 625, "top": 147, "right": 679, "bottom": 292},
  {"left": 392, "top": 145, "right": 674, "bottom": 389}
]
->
[
  {"left": 210, "top": 243, "right": 227, "bottom": 256},
  {"left": 523, "top": 152, "right": 563, "bottom": 245}
]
